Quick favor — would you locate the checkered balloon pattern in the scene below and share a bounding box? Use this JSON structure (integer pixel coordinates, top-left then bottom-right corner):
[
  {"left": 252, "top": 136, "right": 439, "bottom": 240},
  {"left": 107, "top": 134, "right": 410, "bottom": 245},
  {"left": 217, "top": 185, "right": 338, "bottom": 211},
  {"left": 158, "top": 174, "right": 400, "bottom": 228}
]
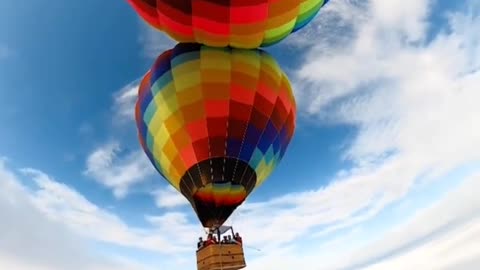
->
[
  {"left": 135, "top": 43, "right": 296, "bottom": 227},
  {"left": 127, "top": 0, "right": 330, "bottom": 48}
]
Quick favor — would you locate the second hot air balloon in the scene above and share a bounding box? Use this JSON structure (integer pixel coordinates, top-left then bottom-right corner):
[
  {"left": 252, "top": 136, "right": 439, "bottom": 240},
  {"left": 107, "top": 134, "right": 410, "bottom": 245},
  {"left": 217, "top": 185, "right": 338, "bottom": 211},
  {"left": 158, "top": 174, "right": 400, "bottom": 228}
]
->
[{"left": 127, "top": 0, "right": 330, "bottom": 48}]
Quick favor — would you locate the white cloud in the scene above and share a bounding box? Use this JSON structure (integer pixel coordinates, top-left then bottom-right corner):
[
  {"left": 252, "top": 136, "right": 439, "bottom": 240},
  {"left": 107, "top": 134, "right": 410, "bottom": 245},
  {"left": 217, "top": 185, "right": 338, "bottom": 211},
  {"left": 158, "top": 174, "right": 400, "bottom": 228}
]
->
[
  {"left": 137, "top": 21, "right": 176, "bottom": 58},
  {"left": 333, "top": 172, "right": 480, "bottom": 270},
  {"left": 364, "top": 220, "right": 480, "bottom": 270},
  {"left": 292, "top": 0, "right": 450, "bottom": 117},
  {"left": 0, "top": 160, "right": 154, "bottom": 270},
  {"left": 20, "top": 167, "right": 201, "bottom": 255},
  {"left": 287, "top": 1, "right": 480, "bottom": 202},
  {"left": 6, "top": 153, "right": 479, "bottom": 270},
  {"left": 230, "top": 154, "right": 430, "bottom": 250},
  {"left": 244, "top": 171, "right": 480, "bottom": 270},
  {"left": 153, "top": 185, "right": 189, "bottom": 209},
  {"left": 113, "top": 79, "right": 141, "bottom": 123},
  {"left": 84, "top": 141, "right": 156, "bottom": 198}
]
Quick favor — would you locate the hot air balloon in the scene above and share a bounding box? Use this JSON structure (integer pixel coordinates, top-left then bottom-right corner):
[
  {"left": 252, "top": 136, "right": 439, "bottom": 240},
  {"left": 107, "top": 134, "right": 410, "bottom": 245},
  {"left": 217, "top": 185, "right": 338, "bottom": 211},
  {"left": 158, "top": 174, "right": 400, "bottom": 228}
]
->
[
  {"left": 127, "top": 0, "right": 330, "bottom": 48},
  {"left": 136, "top": 43, "right": 295, "bottom": 228},
  {"left": 135, "top": 43, "right": 296, "bottom": 270}
]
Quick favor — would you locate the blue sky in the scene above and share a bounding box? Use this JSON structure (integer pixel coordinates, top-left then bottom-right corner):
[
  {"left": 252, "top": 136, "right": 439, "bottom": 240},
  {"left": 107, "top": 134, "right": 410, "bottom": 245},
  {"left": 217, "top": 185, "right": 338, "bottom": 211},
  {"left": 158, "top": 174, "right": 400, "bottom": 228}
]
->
[{"left": 1, "top": 0, "right": 479, "bottom": 269}]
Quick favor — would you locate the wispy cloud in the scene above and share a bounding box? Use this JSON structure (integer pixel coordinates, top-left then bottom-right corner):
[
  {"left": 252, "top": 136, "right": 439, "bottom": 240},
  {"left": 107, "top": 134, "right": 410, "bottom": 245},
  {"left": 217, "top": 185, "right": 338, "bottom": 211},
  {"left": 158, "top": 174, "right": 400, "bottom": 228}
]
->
[
  {"left": 230, "top": 154, "right": 434, "bottom": 250},
  {"left": 288, "top": 0, "right": 480, "bottom": 183},
  {"left": 83, "top": 142, "right": 156, "bottom": 198},
  {"left": 137, "top": 20, "right": 176, "bottom": 58},
  {"left": 5, "top": 151, "right": 479, "bottom": 270},
  {"left": 112, "top": 79, "right": 141, "bottom": 123},
  {"left": 20, "top": 167, "right": 201, "bottom": 255},
  {"left": 362, "top": 220, "right": 480, "bottom": 270},
  {"left": 153, "top": 186, "right": 189, "bottom": 209},
  {"left": 244, "top": 171, "right": 480, "bottom": 270},
  {"left": 331, "top": 172, "right": 480, "bottom": 269},
  {"left": 0, "top": 160, "right": 154, "bottom": 270}
]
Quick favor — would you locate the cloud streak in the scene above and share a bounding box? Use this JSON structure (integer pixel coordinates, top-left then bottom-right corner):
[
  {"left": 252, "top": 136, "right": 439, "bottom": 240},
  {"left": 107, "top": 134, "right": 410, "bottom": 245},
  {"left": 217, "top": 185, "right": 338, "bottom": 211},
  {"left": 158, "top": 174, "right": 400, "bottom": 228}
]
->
[
  {"left": 137, "top": 19, "right": 176, "bottom": 58},
  {"left": 83, "top": 142, "right": 156, "bottom": 198},
  {"left": 112, "top": 79, "right": 141, "bottom": 123},
  {"left": 21, "top": 167, "right": 200, "bottom": 255},
  {"left": 0, "top": 160, "right": 154, "bottom": 270},
  {"left": 153, "top": 186, "right": 189, "bottom": 209},
  {"left": 337, "top": 172, "right": 480, "bottom": 270},
  {"left": 244, "top": 171, "right": 480, "bottom": 270}
]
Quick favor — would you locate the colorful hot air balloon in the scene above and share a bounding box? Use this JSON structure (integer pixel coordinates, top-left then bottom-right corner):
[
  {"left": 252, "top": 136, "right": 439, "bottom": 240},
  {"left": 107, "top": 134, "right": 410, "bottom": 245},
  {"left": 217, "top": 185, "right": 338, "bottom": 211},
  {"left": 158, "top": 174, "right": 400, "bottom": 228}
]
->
[
  {"left": 127, "top": 0, "right": 330, "bottom": 48},
  {"left": 135, "top": 43, "right": 296, "bottom": 228}
]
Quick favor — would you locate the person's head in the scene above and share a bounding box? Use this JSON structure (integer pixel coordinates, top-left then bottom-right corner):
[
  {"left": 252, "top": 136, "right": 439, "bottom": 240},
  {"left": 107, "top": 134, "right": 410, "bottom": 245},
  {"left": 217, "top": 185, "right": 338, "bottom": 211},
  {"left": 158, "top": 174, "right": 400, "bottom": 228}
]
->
[
  {"left": 207, "top": 234, "right": 212, "bottom": 239},
  {"left": 199, "top": 237, "right": 203, "bottom": 241},
  {"left": 227, "top": 235, "right": 232, "bottom": 239},
  {"left": 223, "top": 236, "right": 227, "bottom": 240},
  {"left": 235, "top": 232, "right": 240, "bottom": 237}
]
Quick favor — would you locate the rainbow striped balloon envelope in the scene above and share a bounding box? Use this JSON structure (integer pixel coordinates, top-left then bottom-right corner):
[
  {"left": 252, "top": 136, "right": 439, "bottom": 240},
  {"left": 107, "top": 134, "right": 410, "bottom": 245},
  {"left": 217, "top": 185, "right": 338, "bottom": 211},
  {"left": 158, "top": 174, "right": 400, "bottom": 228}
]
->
[
  {"left": 135, "top": 43, "right": 296, "bottom": 228},
  {"left": 127, "top": 0, "right": 330, "bottom": 48}
]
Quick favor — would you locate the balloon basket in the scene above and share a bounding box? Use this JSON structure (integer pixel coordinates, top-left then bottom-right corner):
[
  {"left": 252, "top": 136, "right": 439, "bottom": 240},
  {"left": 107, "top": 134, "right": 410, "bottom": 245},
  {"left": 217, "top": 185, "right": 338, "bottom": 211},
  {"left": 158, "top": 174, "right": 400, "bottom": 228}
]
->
[{"left": 196, "top": 244, "right": 246, "bottom": 270}]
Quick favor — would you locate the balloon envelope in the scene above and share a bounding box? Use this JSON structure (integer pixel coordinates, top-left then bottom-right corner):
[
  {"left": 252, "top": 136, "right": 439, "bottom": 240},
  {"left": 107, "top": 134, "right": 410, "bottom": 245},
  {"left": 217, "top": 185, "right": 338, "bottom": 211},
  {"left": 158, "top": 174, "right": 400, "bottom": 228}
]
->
[
  {"left": 135, "top": 43, "right": 296, "bottom": 228},
  {"left": 127, "top": 0, "right": 330, "bottom": 48}
]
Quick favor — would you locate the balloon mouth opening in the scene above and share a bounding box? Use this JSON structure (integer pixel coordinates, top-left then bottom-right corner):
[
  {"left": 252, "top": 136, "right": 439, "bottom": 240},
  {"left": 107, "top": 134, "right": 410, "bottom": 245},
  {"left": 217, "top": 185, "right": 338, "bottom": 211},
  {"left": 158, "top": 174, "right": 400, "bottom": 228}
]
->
[
  {"left": 179, "top": 157, "right": 257, "bottom": 198},
  {"left": 177, "top": 157, "right": 257, "bottom": 228}
]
